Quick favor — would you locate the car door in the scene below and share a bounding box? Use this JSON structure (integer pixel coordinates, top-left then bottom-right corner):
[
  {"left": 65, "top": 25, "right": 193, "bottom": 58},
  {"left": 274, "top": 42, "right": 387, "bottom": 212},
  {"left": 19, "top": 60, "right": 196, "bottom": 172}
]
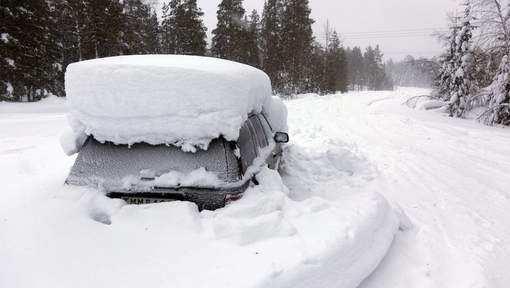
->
[
  {"left": 258, "top": 114, "right": 282, "bottom": 169},
  {"left": 238, "top": 114, "right": 282, "bottom": 174},
  {"left": 237, "top": 119, "right": 258, "bottom": 174}
]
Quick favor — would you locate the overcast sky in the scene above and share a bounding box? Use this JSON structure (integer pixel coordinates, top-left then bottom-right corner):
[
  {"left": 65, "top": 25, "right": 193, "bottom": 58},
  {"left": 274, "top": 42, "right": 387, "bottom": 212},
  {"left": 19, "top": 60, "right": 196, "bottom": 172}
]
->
[{"left": 155, "top": 0, "right": 461, "bottom": 60}]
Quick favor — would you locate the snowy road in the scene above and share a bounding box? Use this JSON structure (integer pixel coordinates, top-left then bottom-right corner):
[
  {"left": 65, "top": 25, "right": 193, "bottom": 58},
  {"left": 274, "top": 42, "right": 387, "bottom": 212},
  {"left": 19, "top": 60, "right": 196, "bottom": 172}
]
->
[
  {"left": 1, "top": 88, "right": 509, "bottom": 287},
  {"left": 284, "top": 88, "right": 510, "bottom": 288}
]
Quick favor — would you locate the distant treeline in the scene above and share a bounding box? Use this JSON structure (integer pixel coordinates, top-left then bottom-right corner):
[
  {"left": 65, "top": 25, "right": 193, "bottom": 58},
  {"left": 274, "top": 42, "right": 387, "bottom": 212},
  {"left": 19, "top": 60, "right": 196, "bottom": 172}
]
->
[
  {"left": 386, "top": 56, "right": 440, "bottom": 88},
  {"left": 1, "top": 0, "right": 396, "bottom": 102}
]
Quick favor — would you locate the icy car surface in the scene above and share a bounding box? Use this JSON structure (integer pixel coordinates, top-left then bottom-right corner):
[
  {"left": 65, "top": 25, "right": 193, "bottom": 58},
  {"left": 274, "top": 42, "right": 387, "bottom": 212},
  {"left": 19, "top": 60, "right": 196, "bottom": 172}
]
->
[{"left": 66, "top": 137, "right": 244, "bottom": 210}]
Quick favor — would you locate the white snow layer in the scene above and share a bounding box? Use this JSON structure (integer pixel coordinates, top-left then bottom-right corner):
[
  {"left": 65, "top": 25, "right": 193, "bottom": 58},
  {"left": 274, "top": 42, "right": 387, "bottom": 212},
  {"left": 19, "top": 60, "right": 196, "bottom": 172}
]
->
[
  {"left": 0, "top": 32, "right": 8, "bottom": 43},
  {"left": 8, "top": 88, "right": 508, "bottom": 288},
  {"left": 263, "top": 96, "right": 289, "bottom": 132},
  {"left": 0, "top": 92, "right": 403, "bottom": 288},
  {"left": 123, "top": 167, "right": 223, "bottom": 190},
  {"left": 65, "top": 55, "right": 273, "bottom": 150},
  {"left": 59, "top": 127, "right": 88, "bottom": 156}
]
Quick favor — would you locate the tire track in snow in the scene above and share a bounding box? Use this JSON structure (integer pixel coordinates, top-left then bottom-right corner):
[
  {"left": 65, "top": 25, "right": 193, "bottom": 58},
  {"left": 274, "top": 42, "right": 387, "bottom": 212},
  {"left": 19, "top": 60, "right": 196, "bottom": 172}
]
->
[{"left": 284, "top": 89, "right": 510, "bottom": 288}]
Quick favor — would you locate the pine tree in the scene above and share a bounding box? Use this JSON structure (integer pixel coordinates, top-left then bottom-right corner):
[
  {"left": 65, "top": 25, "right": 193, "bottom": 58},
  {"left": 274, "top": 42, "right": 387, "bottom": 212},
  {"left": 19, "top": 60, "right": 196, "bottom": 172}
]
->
[
  {"left": 346, "top": 47, "right": 364, "bottom": 90},
  {"left": 82, "top": 0, "right": 124, "bottom": 59},
  {"left": 362, "top": 45, "right": 391, "bottom": 90},
  {"left": 363, "top": 46, "right": 377, "bottom": 89},
  {"left": 54, "top": 0, "right": 88, "bottom": 62},
  {"left": 280, "top": 0, "right": 315, "bottom": 94},
  {"left": 480, "top": 55, "right": 510, "bottom": 125},
  {"left": 145, "top": 9, "right": 161, "bottom": 54},
  {"left": 324, "top": 31, "right": 348, "bottom": 94},
  {"left": 123, "top": 0, "right": 146, "bottom": 54},
  {"left": 1, "top": 0, "right": 59, "bottom": 101},
  {"left": 2, "top": 0, "right": 164, "bottom": 101},
  {"left": 122, "top": 0, "right": 160, "bottom": 55},
  {"left": 242, "top": 10, "right": 261, "bottom": 68},
  {"left": 52, "top": 0, "right": 88, "bottom": 97},
  {"left": 46, "top": 0, "right": 65, "bottom": 97},
  {"left": 261, "top": 0, "right": 284, "bottom": 92},
  {"left": 161, "top": 1, "right": 179, "bottom": 54},
  {"left": 373, "top": 45, "right": 390, "bottom": 90},
  {"left": 448, "top": 0, "right": 476, "bottom": 117},
  {"left": 435, "top": 18, "right": 459, "bottom": 100},
  {"left": 308, "top": 42, "right": 326, "bottom": 94},
  {"left": 180, "top": 0, "right": 207, "bottom": 55},
  {"left": 211, "top": 0, "right": 246, "bottom": 61},
  {"left": 162, "top": 0, "right": 207, "bottom": 55}
]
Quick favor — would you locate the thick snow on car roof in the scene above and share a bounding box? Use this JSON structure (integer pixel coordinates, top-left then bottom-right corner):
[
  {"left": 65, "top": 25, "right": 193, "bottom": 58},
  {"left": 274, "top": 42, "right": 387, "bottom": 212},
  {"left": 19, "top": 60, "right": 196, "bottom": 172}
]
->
[{"left": 65, "top": 55, "right": 272, "bottom": 151}]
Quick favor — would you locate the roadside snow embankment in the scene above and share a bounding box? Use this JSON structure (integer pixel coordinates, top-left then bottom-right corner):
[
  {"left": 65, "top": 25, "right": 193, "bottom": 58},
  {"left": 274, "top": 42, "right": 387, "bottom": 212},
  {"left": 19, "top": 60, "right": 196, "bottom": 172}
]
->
[
  {"left": 0, "top": 94, "right": 400, "bottom": 288},
  {"left": 65, "top": 55, "right": 273, "bottom": 150},
  {"left": 0, "top": 165, "right": 398, "bottom": 288}
]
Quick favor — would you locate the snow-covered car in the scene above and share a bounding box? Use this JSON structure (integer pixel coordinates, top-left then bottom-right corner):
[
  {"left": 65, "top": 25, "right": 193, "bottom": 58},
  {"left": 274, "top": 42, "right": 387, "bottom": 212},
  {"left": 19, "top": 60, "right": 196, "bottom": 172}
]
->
[
  {"left": 66, "top": 113, "right": 289, "bottom": 210},
  {"left": 62, "top": 55, "right": 289, "bottom": 210}
]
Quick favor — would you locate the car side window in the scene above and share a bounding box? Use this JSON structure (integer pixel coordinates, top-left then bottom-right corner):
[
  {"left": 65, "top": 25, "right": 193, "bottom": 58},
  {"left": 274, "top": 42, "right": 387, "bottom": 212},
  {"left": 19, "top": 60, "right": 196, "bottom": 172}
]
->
[
  {"left": 259, "top": 114, "right": 275, "bottom": 145},
  {"left": 249, "top": 115, "right": 269, "bottom": 148},
  {"left": 238, "top": 120, "right": 257, "bottom": 173}
]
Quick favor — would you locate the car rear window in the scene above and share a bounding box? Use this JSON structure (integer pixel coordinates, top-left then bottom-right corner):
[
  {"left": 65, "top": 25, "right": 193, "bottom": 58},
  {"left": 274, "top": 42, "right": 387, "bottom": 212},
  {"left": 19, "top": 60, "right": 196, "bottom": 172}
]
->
[{"left": 66, "top": 137, "right": 241, "bottom": 191}]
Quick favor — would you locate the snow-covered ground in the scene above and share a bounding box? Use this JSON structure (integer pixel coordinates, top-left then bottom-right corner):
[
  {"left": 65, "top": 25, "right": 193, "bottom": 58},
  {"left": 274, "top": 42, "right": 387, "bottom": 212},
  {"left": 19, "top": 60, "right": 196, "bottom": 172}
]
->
[
  {"left": 1, "top": 88, "right": 510, "bottom": 287},
  {"left": 284, "top": 88, "right": 510, "bottom": 288}
]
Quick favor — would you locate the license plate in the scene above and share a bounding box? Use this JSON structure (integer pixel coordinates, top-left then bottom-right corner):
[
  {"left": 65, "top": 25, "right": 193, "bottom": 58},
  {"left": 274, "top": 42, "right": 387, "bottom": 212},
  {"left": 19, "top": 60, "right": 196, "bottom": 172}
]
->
[{"left": 121, "top": 197, "right": 174, "bottom": 205}]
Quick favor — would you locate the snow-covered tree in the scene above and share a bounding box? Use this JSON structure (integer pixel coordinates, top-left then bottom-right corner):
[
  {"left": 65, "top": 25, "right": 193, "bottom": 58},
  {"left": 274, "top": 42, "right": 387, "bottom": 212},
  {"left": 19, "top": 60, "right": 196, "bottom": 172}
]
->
[
  {"left": 323, "top": 31, "right": 348, "bottom": 94},
  {"left": 472, "top": 0, "right": 510, "bottom": 55},
  {"left": 435, "top": 19, "right": 459, "bottom": 100},
  {"left": 161, "top": 1, "right": 179, "bottom": 54},
  {"left": 363, "top": 45, "right": 390, "bottom": 90},
  {"left": 211, "top": 0, "right": 246, "bottom": 61},
  {"left": 0, "top": 0, "right": 59, "bottom": 101},
  {"left": 448, "top": 0, "right": 476, "bottom": 117},
  {"left": 346, "top": 47, "right": 365, "bottom": 90},
  {"left": 162, "top": 0, "right": 207, "bottom": 55},
  {"left": 280, "top": 0, "right": 315, "bottom": 94},
  {"left": 261, "top": 0, "right": 284, "bottom": 92},
  {"left": 180, "top": 0, "right": 207, "bottom": 55},
  {"left": 242, "top": 10, "right": 261, "bottom": 68},
  {"left": 480, "top": 55, "right": 510, "bottom": 125},
  {"left": 122, "top": 0, "right": 161, "bottom": 55},
  {"left": 82, "top": 0, "right": 125, "bottom": 59}
]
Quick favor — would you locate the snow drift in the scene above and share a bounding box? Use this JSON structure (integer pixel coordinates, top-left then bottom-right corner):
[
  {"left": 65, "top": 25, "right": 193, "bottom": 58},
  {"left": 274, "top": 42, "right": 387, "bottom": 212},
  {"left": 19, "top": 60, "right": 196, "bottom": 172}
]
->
[
  {"left": 0, "top": 165, "right": 399, "bottom": 288},
  {"left": 1, "top": 91, "right": 419, "bottom": 288},
  {"left": 65, "top": 55, "right": 273, "bottom": 150}
]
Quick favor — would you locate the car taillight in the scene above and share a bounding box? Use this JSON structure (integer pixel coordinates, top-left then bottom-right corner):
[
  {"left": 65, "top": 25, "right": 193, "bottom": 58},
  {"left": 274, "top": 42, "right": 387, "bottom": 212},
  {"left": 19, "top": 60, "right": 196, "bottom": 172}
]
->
[{"left": 225, "top": 193, "right": 244, "bottom": 205}]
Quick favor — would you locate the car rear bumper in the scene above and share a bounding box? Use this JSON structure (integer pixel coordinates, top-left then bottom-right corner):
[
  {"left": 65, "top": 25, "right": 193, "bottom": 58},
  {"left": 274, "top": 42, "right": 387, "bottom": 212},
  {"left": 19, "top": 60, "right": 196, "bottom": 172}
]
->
[{"left": 107, "top": 184, "right": 249, "bottom": 211}]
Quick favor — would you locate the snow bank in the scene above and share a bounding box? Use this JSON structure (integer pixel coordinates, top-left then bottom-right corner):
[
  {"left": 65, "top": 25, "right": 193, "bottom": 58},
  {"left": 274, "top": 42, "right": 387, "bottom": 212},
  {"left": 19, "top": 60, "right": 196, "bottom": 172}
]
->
[
  {"left": 0, "top": 94, "right": 66, "bottom": 114},
  {"left": 5, "top": 88, "right": 510, "bottom": 288},
  {"left": 59, "top": 127, "right": 88, "bottom": 156},
  {"left": 415, "top": 99, "right": 446, "bottom": 110},
  {"left": 263, "top": 96, "right": 289, "bottom": 133},
  {"left": 404, "top": 95, "right": 446, "bottom": 111},
  {"left": 122, "top": 167, "right": 222, "bottom": 190},
  {"left": 0, "top": 33, "right": 8, "bottom": 43},
  {"left": 0, "top": 165, "right": 399, "bottom": 288},
  {"left": 65, "top": 55, "right": 272, "bottom": 150},
  {"left": 0, "top": 98, "right": 400, "bottom": 287}
]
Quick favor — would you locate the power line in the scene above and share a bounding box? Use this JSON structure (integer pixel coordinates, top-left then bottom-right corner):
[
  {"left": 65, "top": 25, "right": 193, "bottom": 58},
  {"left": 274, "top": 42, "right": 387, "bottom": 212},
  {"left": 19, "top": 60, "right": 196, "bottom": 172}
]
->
[
  {"left": 344, "top": 33, "right": 445, "bottom": 40},
  {"left": 384, "top": 51, "right": 441, "bottom": 55},
  {"left": 341, "top": 27, "right": 447, "bottom": 36},
  {"left": 323, "top": 27, "right": 448, "bottom": 41}
]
